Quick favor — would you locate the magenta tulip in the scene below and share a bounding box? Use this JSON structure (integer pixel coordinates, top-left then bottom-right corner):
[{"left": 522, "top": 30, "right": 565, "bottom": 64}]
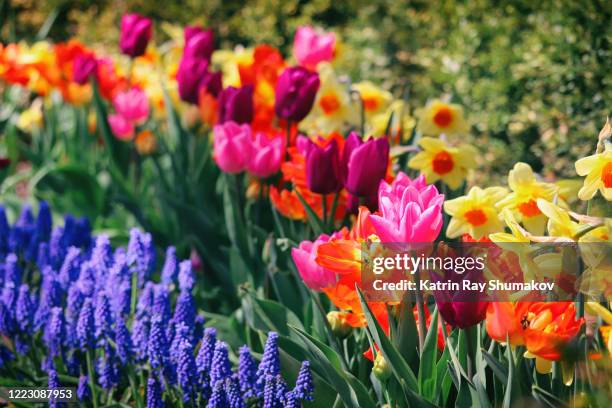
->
[
  {"left": 177, "top": 57, "right": 209, "bottom": 104},
  {"left": 368, "top": 173, "right": 444, "bottom": 242},
  {"left": 292, "top": 233, "right": 338, "bottom": 290},
  {"left": 213, "top": 121, "right": 253, "bottom": 173},
  {"left": 274, "top": 67, "right": 320, "bottom": 122},
  {"left": 305, "top": 139, "right": 342, "bottom": 194},
  {"left": 217, "top": 86, "right": 253, "bottom": 124},
  {"left": 119, "top": 13, "right": 152, "bottom": 58},
  {"left": 113, "top": 88, "right": 149, "bottom": 124},
  {"left": 247, "top": 133, "right": 285, "bottom": 178},
  {"left": 183, "top": 26, "right": 215, "bottom": 61},
  {"left": 342, "top": 132, "right": 389, "bottom": 198},
  {"left": 72, "top": 54, "right": 98, "bottom": 85},
  {"left": 293, "top": 26, "right": 336, "bottom": 70}
]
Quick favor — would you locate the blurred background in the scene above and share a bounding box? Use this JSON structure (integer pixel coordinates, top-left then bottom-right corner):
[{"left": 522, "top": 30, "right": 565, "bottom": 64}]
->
[{"left": 3, "top": 0, "right": 610, "bottom": 182}]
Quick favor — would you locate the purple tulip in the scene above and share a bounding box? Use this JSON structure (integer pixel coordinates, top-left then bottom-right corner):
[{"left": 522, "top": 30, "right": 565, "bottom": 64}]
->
[
  {"left": 177, "top": 57, "right": 209, "bottom": 104},
  {"left": 274, "top": 67, "right": 320, "bottom": 122},
  {"left": 342, "top": 132, "right": 389, "bottom": 197},
  {"left": 72, "top": 54, "right": 98, "bottom": 85},
  {"left": 217, "top": 85, "right": 254, "bottom": 124},
  {"left": 119, "top": 13, "right": 152, "bottom": 58},
  {"left": 305, "top": 139, "right": 342, "bottom": 194},
  {"left": 184, "top": 26, "right": 215, "bottom": 61}
]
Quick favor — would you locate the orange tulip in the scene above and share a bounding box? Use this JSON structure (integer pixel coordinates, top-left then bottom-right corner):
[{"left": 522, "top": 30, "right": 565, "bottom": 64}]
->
[{"left": 486, "top": 302, "right": 583, "bottom": 361}]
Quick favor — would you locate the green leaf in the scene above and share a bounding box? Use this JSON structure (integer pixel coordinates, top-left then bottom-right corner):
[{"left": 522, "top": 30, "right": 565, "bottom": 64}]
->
[
  {"left": 241, "top": 293, "right": 304, "bottom": 337},
  {"left": 91, "top": 80, "right": 129, "bottom": 174},
  {"left": 356, "top": 288, "right": 435, "bottom": 407},
  {"left": 294, "top": 189, "right": 324, "bottom": 236},
  {"left": 290, "top": 326, "right": 376, "bottom": 408},
  {"left": 482, "top": 350, "right": 508, "bottom": 384},
  {"left": 418, "top": 307, "right": 439, "bottom": 400}
]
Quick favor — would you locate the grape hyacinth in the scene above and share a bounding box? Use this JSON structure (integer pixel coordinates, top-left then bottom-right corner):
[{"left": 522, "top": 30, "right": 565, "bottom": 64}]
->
[{"left": 0, "top": 203, "right": 315, "bottom": 407}]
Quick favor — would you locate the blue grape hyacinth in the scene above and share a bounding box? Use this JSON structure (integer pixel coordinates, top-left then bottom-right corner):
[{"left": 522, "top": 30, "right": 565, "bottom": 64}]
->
[{"left": 0, "top": 202, "right": 314, "bottom": 407}]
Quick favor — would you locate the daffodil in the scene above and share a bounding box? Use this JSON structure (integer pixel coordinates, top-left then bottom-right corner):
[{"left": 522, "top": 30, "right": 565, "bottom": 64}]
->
[
  {"left": 369, "top": 100, "right": 415, "bottom": 142},
  {"left": 352, "top": 81, "right": 392, "bottom": 118},
  {"left": 301, "top": 62, "right": 357, "bottom": 134},
  {"left": 536, "top": 199, "right": 581, "bottom": 239},
  {"left": 444, "top": 186, "right": 508, "bottom": 240},
  {"left": 416, "top": 99, "right": 469, "bottom": 136},
  {"left": 497, "top": 162, "right": 560, "bottom": 235},
  {"left": 408, "top": 136, "right": 478, "bottom": 190},
  {"left": 575, "top": 150, "right": 612, "bottom": 201},
  {"left": 212, "top": 47, "right": 254, "bottom": 88}
]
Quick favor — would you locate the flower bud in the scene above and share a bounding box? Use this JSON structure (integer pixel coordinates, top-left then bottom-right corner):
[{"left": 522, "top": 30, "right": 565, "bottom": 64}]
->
[
  {"left": 119, "top": 13, "right": 152, "bottom": 58},
  {"left": 372, "top": 353, "right": 391, "bottom": 381},
  {"left": 326, "top": 311, "right": 352, "bottom": 338}
]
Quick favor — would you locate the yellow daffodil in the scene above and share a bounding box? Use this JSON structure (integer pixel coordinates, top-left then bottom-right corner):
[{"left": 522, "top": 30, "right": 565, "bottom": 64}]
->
[
  {"left": 302, "top": 62, "right": 357, "bottom": 134},
  {"left": 577, "top": 225, "right": 611, "bottom": 299},
  {"left": 352, "top": 81, "right": 392, "bottom": 118},
  {"left": 369, "top": 100, "right": 415, "bottom": 141},
  {"left": 416, "top": 99, "right": 469, "bottom": 136},
  {"left": 444, "top": 186, "right": 508, "bottom": 240},
  {"left": 555, "top": 179, "right": 582, "bottom": 204},
  {"left": 575, "top": 150, "right": 612, "bottom": 201},
  {"left": 212, "top": 47, "right": 254, "bottom": 88},
  {"left": 408, "top": 136, "right": 478, "bottom": 190},
  {"left": 497, "top": 162, "right": 560, "bottom": 235},
  {"left": 536, "top": 199, "right": 580, "bottom": 239}
]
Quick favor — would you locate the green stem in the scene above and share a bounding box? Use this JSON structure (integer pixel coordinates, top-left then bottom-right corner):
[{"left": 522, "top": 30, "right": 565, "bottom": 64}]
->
[
  {"left": 127, "top": 366, "right": 143, "bottom": 407},
  {"left": 413, "top": 265, "right": 426, "bottom": 352},
  {"left": 130, "top": 273, "right": 138, "bottom": 316},
  {"left": 322, "top": 194, "right": 327, "bottom": 227},
  {"left": 86, "top": 350, "right": 99, "bottom": 408}
]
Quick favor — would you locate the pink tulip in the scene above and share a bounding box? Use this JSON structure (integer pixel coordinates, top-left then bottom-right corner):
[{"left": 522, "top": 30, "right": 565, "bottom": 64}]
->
[
  {"left": 247, "top": 133, "right": 285, "bottom": 178},
  {"left": 113, "top": 88, "right": 149, "bottom": 125},
  {"left": 213, "top": 121, "right": 253, "bottom": 173},
  {"left": 293, "top": 26, "right": 336, "bottom": 70},
  {"left": 292, "top": 233, "right": 338, "bottom": 290},
  {"left": 369, "top": 173, "right": 444, "bottom": 243},
  {"left": 108, "top": 114, "right": 134, "bottom": 140}
]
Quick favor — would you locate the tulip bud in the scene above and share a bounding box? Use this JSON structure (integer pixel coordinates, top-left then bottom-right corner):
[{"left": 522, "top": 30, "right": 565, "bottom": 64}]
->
[
  {"left": 326, "top": 311, "right": 352, "bottom": 338},
  {"left": 119, "top": 13, "right": 152, "bottom": 58},
  {"left": 305, "top": 139, "right": 342, "bottom": 194},
  {"left": 72, "top": 54, "right": 98, "bottom": 85},
  {"left": 372, "top": 353, "right": 391, "bottom": 381},
  {"left": 217, "top": 86, "right": 254, "bottom": 125},
  {"left": 343, "top": 132, "right": 389, "bottom": 198},
  {"left": 274, "top": 66, "right": 320, "bottom": 122}
]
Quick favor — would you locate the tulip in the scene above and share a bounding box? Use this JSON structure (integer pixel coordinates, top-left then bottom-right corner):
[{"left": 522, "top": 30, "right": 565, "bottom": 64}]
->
[
  {"left": 305, "top": 140, "right": 342, "bottom": 194},
  {"left": 292, "top": 233, "right": 338, "bottom": 290},
  {"left": 274, "top": 67, "right": 320, "bottom": 122},
  {"left": 72, "top": 54, "right": 98, "bottom": 85},
  {"left": 247, "top": 133, "right": 285, "bottom": 178},
  {"left": 0, "top": 157, "right": 10, "bottom": 169},
  {"left": 113, "top": 88, "right": 149, "bottom": 124},
  {"left": 342, "top": 133, "right": 389, "bottom": 197},
  {"left": 217, "top": 86, "right": 254, "bottom": 125},
  {"left": 108, "top": 114, "right": 134, "bottom": 141},
  {"left": 119, "top": 13, "right": 152, "bottom": 58},
  {"left": 293, "top": 26, "right": 336, "bottom": 70},
  {"left": 368, "top": 173, "right": 444, "bottom": 243},
  {"left": 176, "top": 57, "right": 222, "bottom": 105},
  {"left": 183, "top": 26, "right": 215, "bottom": 61},
  {"left": 213, "top": 121, "right": 253, "bottom": 173},
  {"left": 429, "top": 245, "right": 488, "bottom": 329}
]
